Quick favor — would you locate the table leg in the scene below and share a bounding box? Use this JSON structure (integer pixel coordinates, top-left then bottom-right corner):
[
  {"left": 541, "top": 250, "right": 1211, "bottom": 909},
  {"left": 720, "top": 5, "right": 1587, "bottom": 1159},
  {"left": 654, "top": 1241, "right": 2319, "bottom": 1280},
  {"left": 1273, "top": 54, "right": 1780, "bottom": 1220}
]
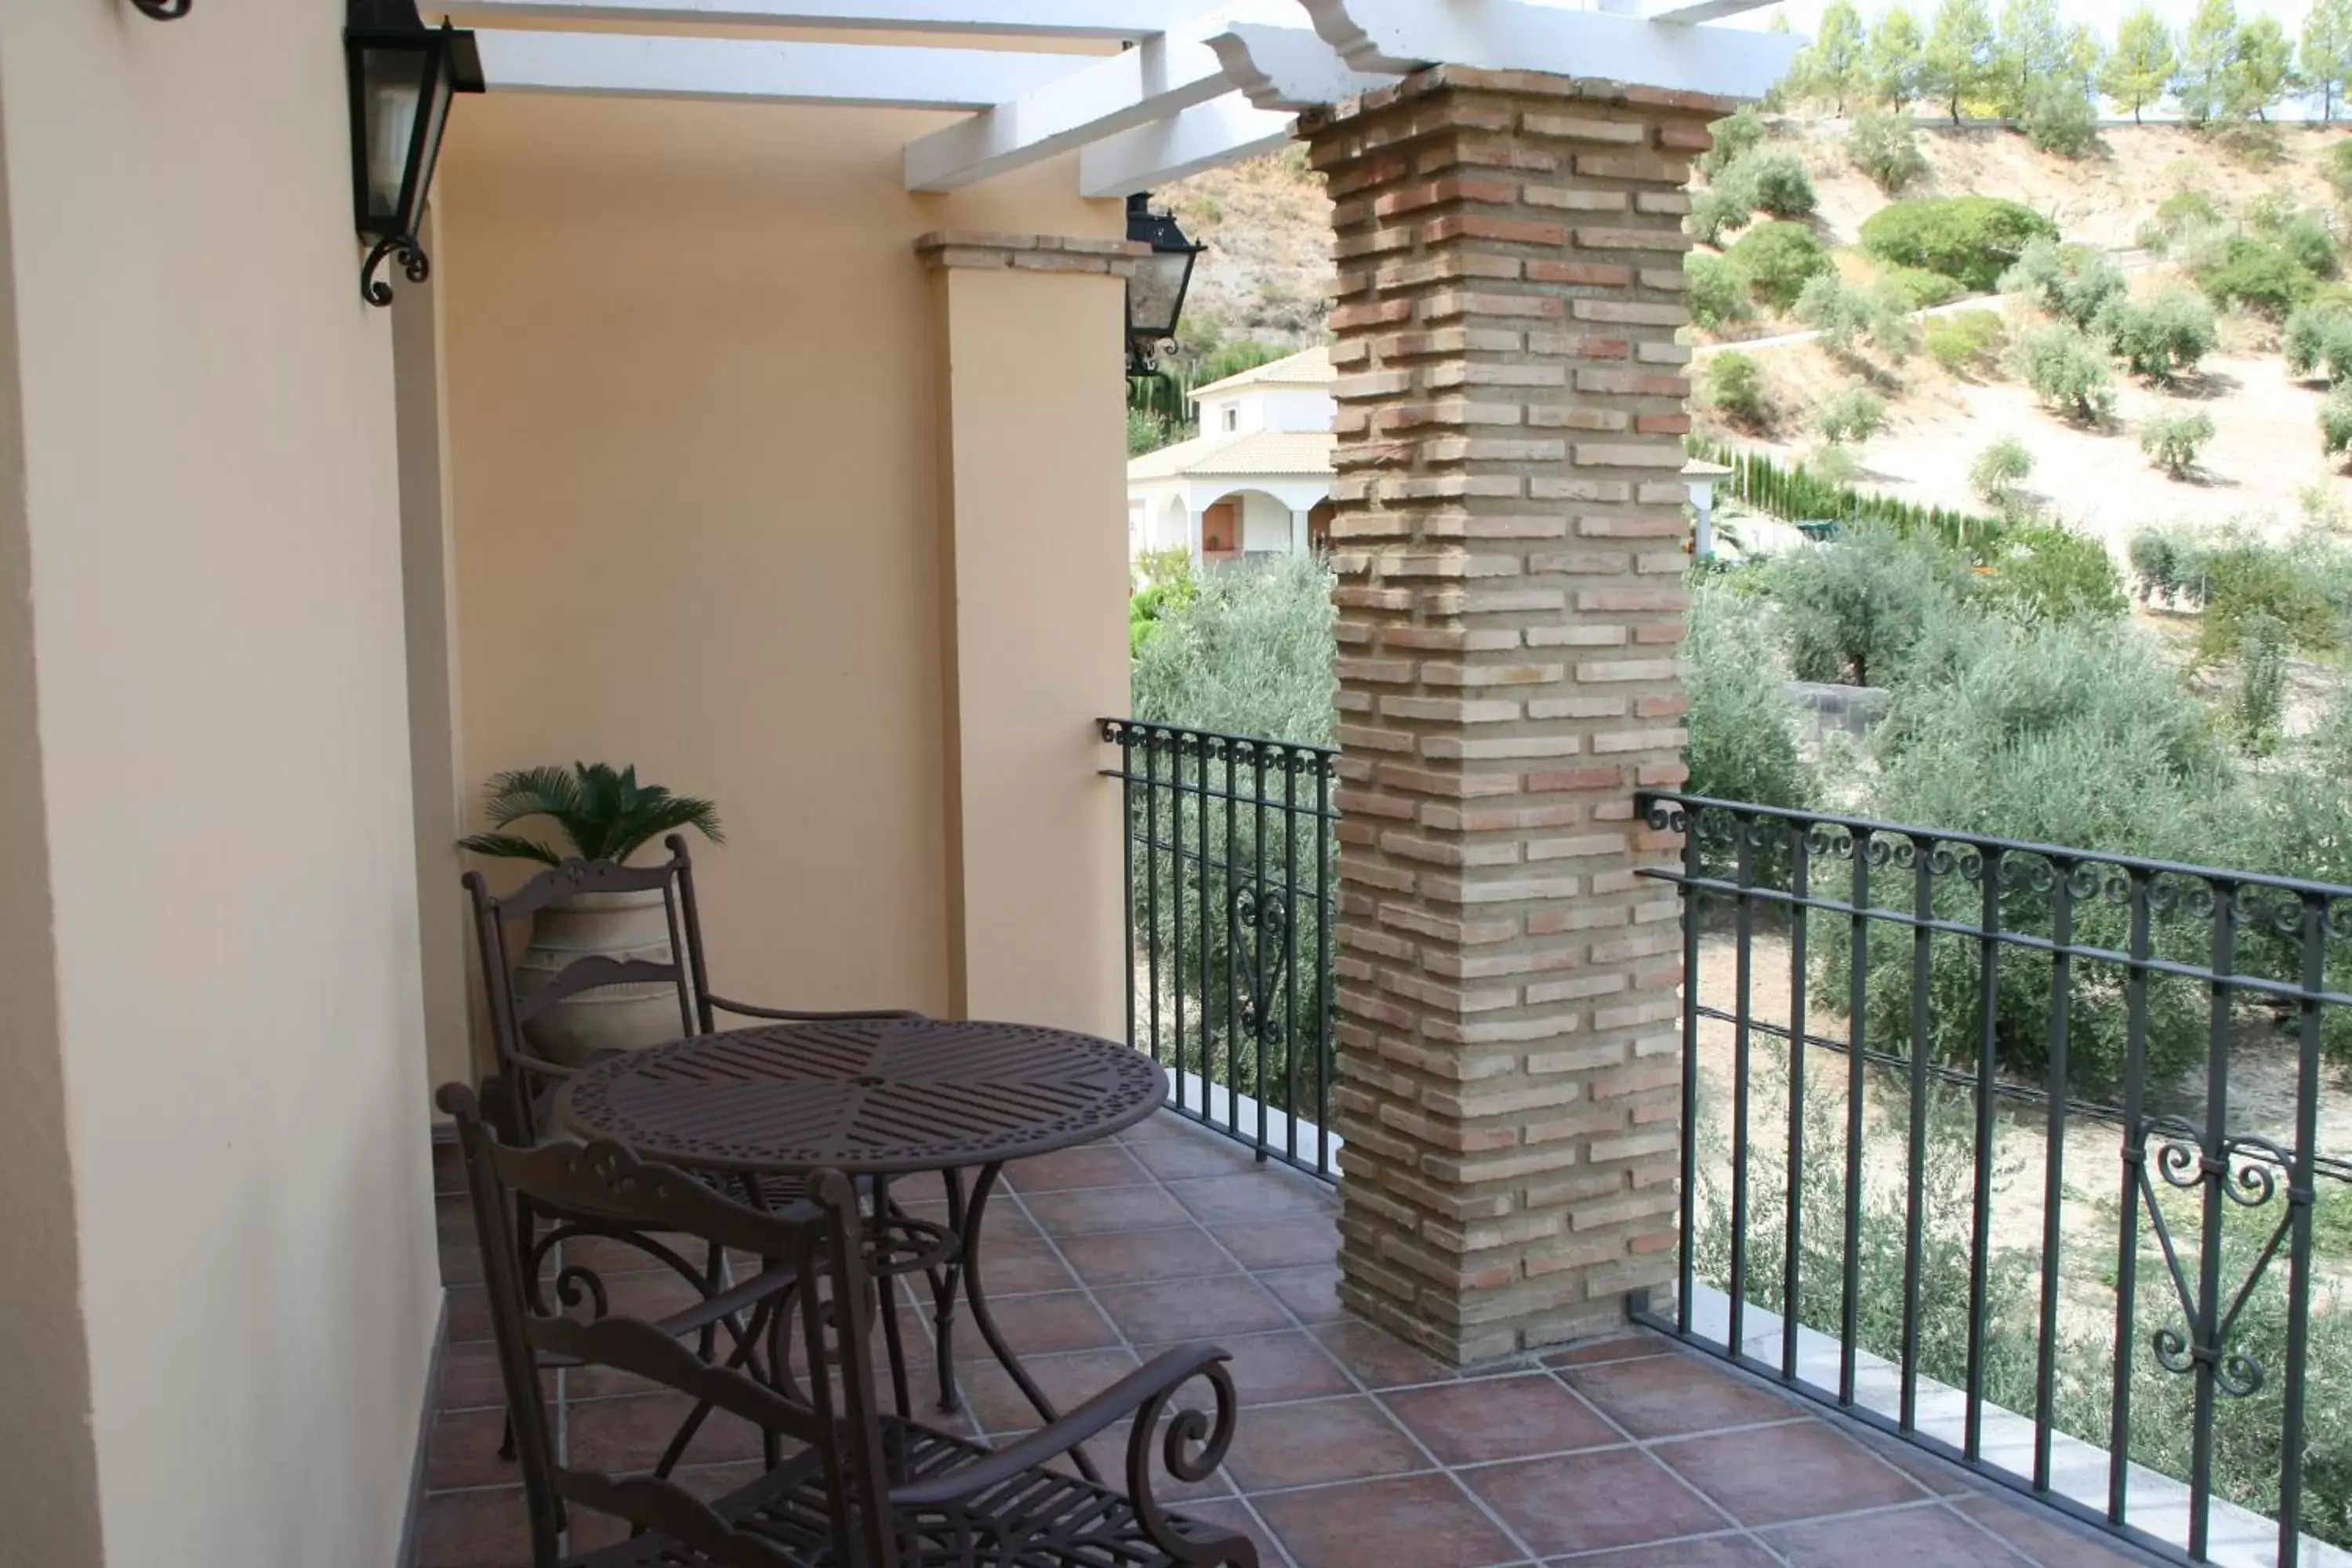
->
[
  {"left": 870, "top": 1175, "right": 914, "bottom": 1420},
  {"left": 927, "top": 1167, "right": 967, "bottom": 1414},
  {"left": 960, "top": 1161, "right": 1104, "bottom": 1484}
]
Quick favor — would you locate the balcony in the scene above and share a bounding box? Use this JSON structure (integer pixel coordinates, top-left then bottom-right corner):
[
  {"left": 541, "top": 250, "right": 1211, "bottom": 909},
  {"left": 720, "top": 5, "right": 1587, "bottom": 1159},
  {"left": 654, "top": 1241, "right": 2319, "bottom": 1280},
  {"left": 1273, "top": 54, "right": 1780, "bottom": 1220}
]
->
[{"left": 416, "top": 1105, "right": 2160, "bottom": 1568}]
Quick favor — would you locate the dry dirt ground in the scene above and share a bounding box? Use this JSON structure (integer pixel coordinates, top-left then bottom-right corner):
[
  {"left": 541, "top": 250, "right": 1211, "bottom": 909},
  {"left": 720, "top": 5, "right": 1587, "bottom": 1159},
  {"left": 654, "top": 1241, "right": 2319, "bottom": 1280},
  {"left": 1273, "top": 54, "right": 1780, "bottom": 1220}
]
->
[{"left": 1730, "top": 339, "right": 2352, "bottom": 558}]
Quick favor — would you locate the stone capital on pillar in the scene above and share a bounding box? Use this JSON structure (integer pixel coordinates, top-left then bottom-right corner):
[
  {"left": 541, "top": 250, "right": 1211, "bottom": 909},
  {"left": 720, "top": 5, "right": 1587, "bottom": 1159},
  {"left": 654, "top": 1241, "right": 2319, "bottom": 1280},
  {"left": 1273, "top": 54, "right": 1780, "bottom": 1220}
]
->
[{"left": 1305, "top": 64, "right": 1709, "bottom": 1364}]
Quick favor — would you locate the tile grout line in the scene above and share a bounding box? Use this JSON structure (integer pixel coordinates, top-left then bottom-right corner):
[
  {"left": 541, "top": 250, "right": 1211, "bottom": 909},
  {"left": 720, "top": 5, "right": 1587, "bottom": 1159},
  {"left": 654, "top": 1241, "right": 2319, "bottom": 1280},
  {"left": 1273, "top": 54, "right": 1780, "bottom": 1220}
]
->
[{"left": 1117, "top": 1123, "right": 1551, "bottom": 1568}]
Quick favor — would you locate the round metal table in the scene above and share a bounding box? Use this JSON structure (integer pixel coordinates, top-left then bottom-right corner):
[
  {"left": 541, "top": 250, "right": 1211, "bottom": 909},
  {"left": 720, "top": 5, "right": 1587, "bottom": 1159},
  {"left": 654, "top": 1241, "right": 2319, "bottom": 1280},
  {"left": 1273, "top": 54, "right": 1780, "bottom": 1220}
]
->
[{"left": 554, "top": 1016, "right": 1167, "bottom": 1446}]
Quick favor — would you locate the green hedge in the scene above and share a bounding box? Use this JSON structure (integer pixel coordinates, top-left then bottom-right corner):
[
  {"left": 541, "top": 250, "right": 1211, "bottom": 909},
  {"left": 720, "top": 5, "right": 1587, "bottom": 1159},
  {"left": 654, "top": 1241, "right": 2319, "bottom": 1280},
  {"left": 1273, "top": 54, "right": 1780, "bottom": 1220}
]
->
[
  {"left": 1859, "top": 197, "right": 2059, "bottom": 292},
  {"left": 1690, "top": 438, "right": 2004, "bottom": 555}
]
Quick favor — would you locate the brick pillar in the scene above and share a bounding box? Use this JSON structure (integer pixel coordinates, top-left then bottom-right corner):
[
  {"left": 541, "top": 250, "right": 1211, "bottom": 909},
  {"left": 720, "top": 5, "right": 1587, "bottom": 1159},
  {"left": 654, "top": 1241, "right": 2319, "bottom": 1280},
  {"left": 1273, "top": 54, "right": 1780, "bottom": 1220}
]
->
[{"left": 1301, "top": 66, "right": 1721, "bottom": 1365}]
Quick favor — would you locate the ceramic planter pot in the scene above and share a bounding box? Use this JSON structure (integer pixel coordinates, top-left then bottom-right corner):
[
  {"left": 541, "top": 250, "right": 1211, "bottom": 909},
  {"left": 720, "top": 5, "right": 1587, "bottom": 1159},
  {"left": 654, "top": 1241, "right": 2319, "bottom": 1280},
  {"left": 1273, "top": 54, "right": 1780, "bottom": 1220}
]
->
[{"left": 514, "top": 886, "right": 686, "bottom": 1065}]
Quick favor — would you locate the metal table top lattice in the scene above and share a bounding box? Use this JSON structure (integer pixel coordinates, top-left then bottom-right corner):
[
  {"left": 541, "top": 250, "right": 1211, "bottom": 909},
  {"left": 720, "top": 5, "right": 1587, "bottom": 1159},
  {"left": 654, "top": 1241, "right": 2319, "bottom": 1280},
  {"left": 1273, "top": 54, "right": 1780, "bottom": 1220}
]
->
[{"left": 557, "top": 1017, "right": 1167, "bottom": 1175}]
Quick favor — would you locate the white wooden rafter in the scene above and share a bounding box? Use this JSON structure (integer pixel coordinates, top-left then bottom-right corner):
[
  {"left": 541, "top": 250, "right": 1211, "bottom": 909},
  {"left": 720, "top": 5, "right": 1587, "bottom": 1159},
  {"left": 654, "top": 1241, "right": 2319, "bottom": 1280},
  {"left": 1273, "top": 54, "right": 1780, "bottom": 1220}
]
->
[
  {"left": 1076, "top": 93, "right": 1296, "bottom": 197},
  {"left": 1297, "top": 0, "right": 1801, "bottom": 103},
  {"left": 1642, "top": 0, "right": 1784, "bottom": 24},
  {"left": 1205, "top": 20, "right": 1395, "bottom": 112},
  {"left": 473, "top": 28, "right": 1082, "bottom": 107},
  {"left": 901, "top": 0, "right": 1366, "bottom": 191},
  {"left": 443, "top": 0, "right": 1183, "bottom": 37}
]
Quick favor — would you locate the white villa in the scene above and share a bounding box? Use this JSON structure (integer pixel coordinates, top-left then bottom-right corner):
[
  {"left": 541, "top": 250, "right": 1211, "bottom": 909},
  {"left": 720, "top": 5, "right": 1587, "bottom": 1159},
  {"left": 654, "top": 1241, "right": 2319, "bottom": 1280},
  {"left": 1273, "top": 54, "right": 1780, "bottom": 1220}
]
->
[{"left": 1125, "top": 345, "right": 1338, "bottom": 562}]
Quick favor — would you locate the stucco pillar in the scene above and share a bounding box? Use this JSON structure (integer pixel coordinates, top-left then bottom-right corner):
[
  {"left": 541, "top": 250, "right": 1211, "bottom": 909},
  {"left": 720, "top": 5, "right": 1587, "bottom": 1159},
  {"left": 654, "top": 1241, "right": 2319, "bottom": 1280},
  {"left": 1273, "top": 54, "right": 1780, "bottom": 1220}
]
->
[
  {"left": 917, "top": 232, "right": 1138, "bottom": 1040},
  {"left": 1303, "top": 66, "right": 1715, "bottom": 1364}
]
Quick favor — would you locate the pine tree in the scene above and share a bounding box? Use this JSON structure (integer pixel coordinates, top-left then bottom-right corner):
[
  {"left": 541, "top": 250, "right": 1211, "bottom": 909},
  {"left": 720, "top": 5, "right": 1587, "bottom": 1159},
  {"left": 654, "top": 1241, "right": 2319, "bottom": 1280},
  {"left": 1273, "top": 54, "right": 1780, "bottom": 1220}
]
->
[
  {"left": 1921, "top": 0, "right": 1998, "bottom": 122},
  {"left": 2179, "top": 0, "right": 2241, "bottom": 124},
  {"left": 1867, "top": 5, "right": 1926, "bottom": 108},
  {"left": 1993, "top": 0, "right": 2068, "bottom": 117},
  {"left": 2102, "top": 5, "right": 2178, "bottom": 123},
  {"left": 2228, "top": 13, "right": 2296, "bottom": 121},
  {"left": 2303, "top": 0, "right": 2352, "bottom": 121},
  {"left": 1795, "top": 0, "right": 1870, "bottom": 113}
]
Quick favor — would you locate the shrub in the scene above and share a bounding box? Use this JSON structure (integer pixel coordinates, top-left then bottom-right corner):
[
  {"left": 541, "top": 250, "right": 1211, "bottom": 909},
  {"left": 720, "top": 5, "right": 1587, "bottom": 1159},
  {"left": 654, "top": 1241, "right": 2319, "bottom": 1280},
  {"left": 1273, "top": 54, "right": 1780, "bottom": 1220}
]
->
[
  {"left": 1726, "top": 148, "right": 1818, "bottom": 220},
  {"left": 1924, "top": 309, "right": 2004, "bottom": 374},
  {"left": 1879, "top": 265, "right": 1965, "bottom": 308},
  {"left": 1700, "top": 351, "right": 1769, "bottom": 428},
  {"left": 1984, "top": 521, "right": 2128, "bottom": 622},
  {"left": 2194, "top": 535, "right": 2347, "bottom": 661},
  {"left": 2020, "top": 79, "right": 2100, "bottom": 158},
  {"left": 1846, "top": 109, "right": 1929, "bottom": 194},
  {"left": 2140, "top": 410, "right": 2216, "bottom": 477},
  {"left": 1859, "top": 196, "right": 2060, "bottom": 292},
  {"left": 1686, "top": 579, "right": 1813, "bottom": 809},
  {"left": 2328, "top": 140, "right": 2352, "bottom": 204},
  {"left": 1726, "top": 221, "right": 1834, "bottom": 310},
  {"left": 1867, "top": 615, "right": 2231, "bottom": 1091},
  {"left": 2285, "top": 303, "right": 2352, "bottom": 383},
  {"left": 1970, "top": 434, "right": 2034, "bottom": 510},
  {"left": 1129, "top": 551, "right": 1338, "bottom": 745},
  {"left": 2127, "top": 524, "right": 2191, "bottom": 603},
  {"left": 1697, "top": 103, "right": 1766, "bottom": 180},
  {"left": 2274, "top": 212, "right": 2343, "bottom": 281},
  {"left": 1686, "top": 183, "right": 1755, "bottom": 246},
  {"left": 1998, "top": 238, "right": 2126, "bottom": 330},
  {"left": 1794, "top": 274, "right": 1885, "bottom": 354},
  {"left": 1810, "top": 442, "right": 1863, "bottom": 484},
  {"left": 1817, "top": 384, "right": 1886, "bottom": 445},
  {"left": 2230, "top": 611, "right": 2291, "bottom": 753},
  {"left": 1686, "top": 252, "right": 1754, "bottom": 332},
  {"left": 1763, "top": 523, "right": 1969, "bottom": 687},
  {"left": 2014, "top": 323, "right": 2116, "bottom": 422},
  {"left": 2105, "top": 289, "right": 2218, "bottom": 385},
  {"left": 2154, "top": 188, "right": 2221, "bottom": 236},
  {"left": 2198, "top": 236, "right": 2317, "bottom": 318},
  {"left": 2325, "top": 382, "right": 2352, "bottom": 463}
]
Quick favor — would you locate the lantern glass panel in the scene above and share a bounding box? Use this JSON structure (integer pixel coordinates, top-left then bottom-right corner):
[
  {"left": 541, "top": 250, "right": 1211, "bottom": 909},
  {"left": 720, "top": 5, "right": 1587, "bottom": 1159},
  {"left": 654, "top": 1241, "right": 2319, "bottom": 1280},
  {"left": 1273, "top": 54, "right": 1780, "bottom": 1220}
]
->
[
  {"left": 359, "top": 43, "right": 427, "bottom": 228},
  {"left": 1127, "top": 249, "right": 1192, "bottom": 342}
]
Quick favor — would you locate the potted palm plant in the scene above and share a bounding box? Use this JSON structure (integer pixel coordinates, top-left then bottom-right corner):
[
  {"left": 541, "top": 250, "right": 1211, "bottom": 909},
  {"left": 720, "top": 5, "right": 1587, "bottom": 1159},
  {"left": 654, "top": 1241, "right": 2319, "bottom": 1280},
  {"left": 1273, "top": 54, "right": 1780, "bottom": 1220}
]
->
[{"left": 459, "top": 763, "right": 724, "bottom": 1062}]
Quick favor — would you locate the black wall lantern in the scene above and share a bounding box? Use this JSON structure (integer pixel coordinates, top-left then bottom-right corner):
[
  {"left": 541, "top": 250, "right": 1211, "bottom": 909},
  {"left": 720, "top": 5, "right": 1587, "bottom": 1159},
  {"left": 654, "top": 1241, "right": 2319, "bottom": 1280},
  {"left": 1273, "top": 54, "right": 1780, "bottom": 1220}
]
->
[
  {"left": 1125, "top": 192, "right": 1204, "bottom": 377},
  {"left": 346, "top": 0, "right": 483, "bottom": 307}
]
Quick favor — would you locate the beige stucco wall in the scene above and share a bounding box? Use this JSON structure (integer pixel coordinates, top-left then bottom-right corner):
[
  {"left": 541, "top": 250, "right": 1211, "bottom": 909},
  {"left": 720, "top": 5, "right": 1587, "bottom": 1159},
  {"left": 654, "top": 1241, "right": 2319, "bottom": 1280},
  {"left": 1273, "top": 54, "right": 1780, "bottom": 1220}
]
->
[
  {"left": 438, "top": 93, "right": 1129, "bottom": 1035},
  {"left": 0, "top": 2, "right": 438, "bottom": 1563},
  {"left": 929, "top": 258, "right": 1131, "bottom": 1036}
]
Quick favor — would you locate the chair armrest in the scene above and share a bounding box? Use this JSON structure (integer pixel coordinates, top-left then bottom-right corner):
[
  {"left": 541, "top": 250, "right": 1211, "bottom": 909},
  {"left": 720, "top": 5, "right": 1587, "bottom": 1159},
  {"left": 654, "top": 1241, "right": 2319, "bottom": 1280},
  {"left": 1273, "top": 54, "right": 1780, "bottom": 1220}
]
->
[
  {"left": 706, "top": 995, "right": 927, "bottom": 1025},
  {"left": 650, "top": 1262, "right": 799, "bottom": 1341},
  {"left": 889, "top": 1345, "right": 1232, "bottom": 1508},
  {"left": 510, "top": 1050, "right": 579, "bottom": 1083}
]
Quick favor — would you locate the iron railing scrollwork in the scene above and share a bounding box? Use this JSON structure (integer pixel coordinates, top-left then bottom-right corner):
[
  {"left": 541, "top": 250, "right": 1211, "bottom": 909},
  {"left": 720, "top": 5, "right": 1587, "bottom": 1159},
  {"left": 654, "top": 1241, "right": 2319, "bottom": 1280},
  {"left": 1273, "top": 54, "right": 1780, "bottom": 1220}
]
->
[
  {"left": 1633, "top": 789, "right": 2352, "bottom": 1568},
  {"left": 1100, "top": 718, "right": 1338, "bottom": 1178}
]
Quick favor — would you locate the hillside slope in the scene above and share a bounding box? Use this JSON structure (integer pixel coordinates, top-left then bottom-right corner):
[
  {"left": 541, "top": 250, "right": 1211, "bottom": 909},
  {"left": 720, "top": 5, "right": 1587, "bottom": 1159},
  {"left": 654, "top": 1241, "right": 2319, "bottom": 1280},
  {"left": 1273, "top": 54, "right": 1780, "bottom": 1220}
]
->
[{"left": 1161, "top": 117, "right": 2350, "bottom": 343}]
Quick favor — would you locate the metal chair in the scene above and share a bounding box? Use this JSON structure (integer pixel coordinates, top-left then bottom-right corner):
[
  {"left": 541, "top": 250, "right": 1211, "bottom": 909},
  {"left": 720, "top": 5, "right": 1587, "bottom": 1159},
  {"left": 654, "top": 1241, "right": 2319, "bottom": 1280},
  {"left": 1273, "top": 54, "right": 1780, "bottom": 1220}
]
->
[
  {"left": 441, "top": 1083, "right": 1257, "bottom": 1568},
  {"left": 462, "top": 831, "right": 921, "bottom": 1156},
  {"left": 460, "top": 835, "right": 922, "bottom": 1461}
]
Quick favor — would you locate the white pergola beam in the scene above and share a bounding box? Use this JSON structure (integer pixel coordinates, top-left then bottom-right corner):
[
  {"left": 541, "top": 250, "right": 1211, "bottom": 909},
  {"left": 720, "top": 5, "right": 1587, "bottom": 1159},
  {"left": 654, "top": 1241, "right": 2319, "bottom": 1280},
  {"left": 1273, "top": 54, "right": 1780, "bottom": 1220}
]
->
[
  {"left": 1208, "top": 20, "right": 1398, "bottom": 112},
  {"left": 1642, "top": 0, "right": 1783, "bottom": 25},
  {"left": 1077, "top": 93, "right": 1294, "bottom": 196},
  {"left": 902, "top": 0, "right": 1308, "bottom": 191},
  {"left": 445, "top": 0, "right": 1183, "bottom": 38},
  {"left": 474, "top": 29, "right": 1082, "bottom": 107},
  {"left": 1300, "top": 0, "right": 1802, "bottom": 103}
]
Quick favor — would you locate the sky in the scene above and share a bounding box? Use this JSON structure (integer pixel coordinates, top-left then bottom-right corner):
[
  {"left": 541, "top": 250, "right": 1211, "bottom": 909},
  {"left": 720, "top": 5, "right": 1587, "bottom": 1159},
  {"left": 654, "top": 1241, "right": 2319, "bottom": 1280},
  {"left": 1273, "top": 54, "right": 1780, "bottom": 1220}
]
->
[{"left": 1717, "top": 0, "right": 2314, "bottom": 34}]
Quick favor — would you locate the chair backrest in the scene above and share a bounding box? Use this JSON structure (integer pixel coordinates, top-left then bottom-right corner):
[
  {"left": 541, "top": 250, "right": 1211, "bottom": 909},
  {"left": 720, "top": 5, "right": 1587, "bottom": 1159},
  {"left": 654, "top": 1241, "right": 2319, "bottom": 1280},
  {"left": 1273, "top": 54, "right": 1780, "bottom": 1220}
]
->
[
  {"left": 437, "top": 1083, "right": 897, "bottom": 1568},
  {"left": 461, "top": 835, "right": 722, "bottom": 1142}
]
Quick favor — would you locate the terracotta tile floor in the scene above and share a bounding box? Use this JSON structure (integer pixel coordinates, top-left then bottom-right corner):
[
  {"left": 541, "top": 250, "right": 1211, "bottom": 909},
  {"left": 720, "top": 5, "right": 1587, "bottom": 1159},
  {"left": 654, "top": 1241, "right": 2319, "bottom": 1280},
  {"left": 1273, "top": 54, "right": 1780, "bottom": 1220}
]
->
[{"left": 415, "top": 1111, "right": 2161, "bottom": 1567}]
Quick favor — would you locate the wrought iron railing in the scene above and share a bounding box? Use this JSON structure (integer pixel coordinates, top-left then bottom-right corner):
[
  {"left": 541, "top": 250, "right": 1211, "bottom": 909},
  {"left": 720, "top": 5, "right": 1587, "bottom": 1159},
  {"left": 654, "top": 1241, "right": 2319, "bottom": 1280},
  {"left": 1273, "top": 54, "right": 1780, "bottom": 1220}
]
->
[
  {"left": 1633, "top": 789, "right": 2352, "bottom": 1567},
  {"left": 1099, "top": 718, "right": 1339, "bottom": 1178}
]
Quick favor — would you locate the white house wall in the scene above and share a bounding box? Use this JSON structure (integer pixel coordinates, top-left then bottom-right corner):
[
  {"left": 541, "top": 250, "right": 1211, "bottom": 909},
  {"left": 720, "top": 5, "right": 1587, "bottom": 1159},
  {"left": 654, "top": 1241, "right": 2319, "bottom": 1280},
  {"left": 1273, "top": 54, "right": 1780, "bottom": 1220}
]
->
[{"left": 1195, "top": 383, "right": 1334, "bottom": 435}]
